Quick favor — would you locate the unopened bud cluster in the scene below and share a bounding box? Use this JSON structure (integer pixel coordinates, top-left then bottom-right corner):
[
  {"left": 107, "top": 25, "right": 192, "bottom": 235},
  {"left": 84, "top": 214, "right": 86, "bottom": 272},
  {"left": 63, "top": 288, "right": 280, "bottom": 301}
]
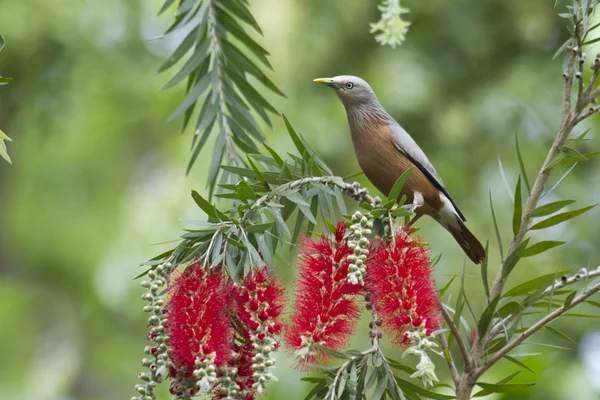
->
[
  {"left": 216, "top": 366, "right": 241, "bottom": 400},
  {"left": 402, "top": 328, "right": 439, "bottom": 388},
  {"left": 132, "top": 262, "right": 173, "bottom": 400},
  {"left": 347, "top": 211, "right": 373, "bottom": 285},
  {"left": 193, "top": 352, "right": 218, "bottom": 391}
]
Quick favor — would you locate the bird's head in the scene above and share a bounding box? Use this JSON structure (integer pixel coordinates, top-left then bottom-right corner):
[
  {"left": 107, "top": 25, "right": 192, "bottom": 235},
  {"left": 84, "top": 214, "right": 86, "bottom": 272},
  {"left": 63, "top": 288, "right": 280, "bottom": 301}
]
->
[{"left": 313, "top": 75, "right": 378, "bottom": 107}]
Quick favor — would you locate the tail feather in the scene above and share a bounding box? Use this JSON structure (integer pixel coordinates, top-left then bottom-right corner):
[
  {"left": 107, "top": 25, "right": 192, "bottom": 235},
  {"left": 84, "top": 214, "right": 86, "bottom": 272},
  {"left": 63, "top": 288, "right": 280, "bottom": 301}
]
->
[{"left": 445, "top": 218, "right": 486, "bottom": 264}]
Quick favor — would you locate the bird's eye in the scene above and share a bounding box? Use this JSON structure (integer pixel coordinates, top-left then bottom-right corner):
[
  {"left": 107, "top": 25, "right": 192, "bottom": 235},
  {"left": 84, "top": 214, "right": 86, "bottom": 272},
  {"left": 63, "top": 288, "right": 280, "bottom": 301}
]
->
[{"left": 345, "top": 82, "right": 354, "bottom": 89}]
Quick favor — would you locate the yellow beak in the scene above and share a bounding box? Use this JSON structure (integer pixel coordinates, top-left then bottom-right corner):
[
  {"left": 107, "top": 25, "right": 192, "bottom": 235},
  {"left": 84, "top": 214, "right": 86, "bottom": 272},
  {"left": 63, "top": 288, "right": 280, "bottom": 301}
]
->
[{"left": 313, "top": 78, "right": 342, "bottom": 89}]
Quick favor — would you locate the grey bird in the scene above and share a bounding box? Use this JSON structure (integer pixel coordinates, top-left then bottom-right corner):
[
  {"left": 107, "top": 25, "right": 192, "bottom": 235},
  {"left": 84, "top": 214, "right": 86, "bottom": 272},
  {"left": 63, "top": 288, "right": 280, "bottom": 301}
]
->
[{"left": 314, "top": 75, "right": 486, "bottom": 264}]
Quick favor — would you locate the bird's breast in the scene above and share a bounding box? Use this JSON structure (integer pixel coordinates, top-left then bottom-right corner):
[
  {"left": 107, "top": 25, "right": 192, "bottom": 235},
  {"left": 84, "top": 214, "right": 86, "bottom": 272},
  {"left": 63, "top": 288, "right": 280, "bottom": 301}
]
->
[{"left": 349, "top": 121, "right": 443, "bottom": 215}]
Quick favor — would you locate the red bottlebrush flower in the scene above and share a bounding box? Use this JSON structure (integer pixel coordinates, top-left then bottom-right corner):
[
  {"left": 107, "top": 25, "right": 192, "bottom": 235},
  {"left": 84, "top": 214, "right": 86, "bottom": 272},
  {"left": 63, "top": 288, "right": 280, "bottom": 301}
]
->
[
  {"left": 226, "top": 267, "right": 286, "bottom": 397},
  {"left": 366, "top": 228, "right": 441, "bottom": 343},
  {"left": 165, "top": 262, "right": 234, "bottom": 375},
  {"left": 284, "top": 221, "right": 363, "bottom": 366}
]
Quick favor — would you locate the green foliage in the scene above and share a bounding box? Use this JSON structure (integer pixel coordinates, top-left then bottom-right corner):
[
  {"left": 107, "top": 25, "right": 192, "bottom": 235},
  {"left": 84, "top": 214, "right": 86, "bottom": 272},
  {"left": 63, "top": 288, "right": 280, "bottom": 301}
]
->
[
  {"left": 146, "top": 117, "right": 358, "bottom": 280},
  {"left": 0, "top": 34, "right": 12, "bottom": 164},
  {"left": 158, "top": 0, "right": 283, "bottom": 189}
]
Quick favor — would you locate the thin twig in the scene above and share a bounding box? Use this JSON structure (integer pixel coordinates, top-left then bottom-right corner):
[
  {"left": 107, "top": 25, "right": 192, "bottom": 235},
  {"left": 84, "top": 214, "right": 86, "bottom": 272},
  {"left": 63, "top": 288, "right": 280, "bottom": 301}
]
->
[
  {"left": 477, "top": 280, "right": 600, "bottom": 376},
  {"left": 441, "top": 307, "right": 472, "bottom": 370},
  {"left": 438, "top": 333, "right": 460, "bottom": 386}
]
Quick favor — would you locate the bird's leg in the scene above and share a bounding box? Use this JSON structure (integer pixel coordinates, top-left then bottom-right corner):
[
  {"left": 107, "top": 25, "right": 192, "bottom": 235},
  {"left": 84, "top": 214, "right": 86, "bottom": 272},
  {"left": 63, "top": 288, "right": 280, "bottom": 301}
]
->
[{"left": 406, "top": 214, "right": 422, "bottom": 227}]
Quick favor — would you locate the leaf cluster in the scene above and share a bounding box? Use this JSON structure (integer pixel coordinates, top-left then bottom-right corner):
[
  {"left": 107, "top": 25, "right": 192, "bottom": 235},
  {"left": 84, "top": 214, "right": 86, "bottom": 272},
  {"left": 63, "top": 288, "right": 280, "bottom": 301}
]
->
[
  {"left": 158, "top": 0, "right": 283, "bottom": 190},
  {"left": 304, "top": 347, "right": 455, "bottom": 400}
]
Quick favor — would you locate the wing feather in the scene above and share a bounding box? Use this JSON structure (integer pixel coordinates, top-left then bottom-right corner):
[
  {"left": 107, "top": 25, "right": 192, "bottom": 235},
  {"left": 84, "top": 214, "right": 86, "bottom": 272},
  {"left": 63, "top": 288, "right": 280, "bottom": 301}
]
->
[{"left": 389, "top": 124, "right": 466, "bottom": 221}]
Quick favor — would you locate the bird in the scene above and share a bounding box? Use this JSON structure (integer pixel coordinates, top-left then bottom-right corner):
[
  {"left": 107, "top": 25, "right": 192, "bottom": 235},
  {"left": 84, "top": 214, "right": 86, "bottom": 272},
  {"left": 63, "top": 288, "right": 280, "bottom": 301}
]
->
[{"left": 314, "top": 75, "right": 486, "bottom": 264}]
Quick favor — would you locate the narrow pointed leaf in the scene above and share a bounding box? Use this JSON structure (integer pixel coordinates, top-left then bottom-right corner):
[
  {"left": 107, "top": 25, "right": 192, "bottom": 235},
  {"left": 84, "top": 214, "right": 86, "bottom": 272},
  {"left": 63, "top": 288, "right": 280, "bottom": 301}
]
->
[
  {"left": 522, "top": 240, "right": 566, "bottom": 257},
  {"left": 504, "top": 355, "right": 535, "bottom": 374},
  {"left": 478, "top": 295, "right": 501, "bottom": 337},
  {"left": 501, "top": 238, "right": 530, "bottom": 279},
  {"left": 512, "top": 176, "right": 522, "bottom": 236},
  {"left": 191, "top": 190, "right": 217, "bottom": 218},
  {"left": 543, "top": 326, "right": 576, "bottom": 344},
  {"left": 504, "top": 271, "right": 570, "bottom": 297},
  {"left": 389, "top": 167, "right": 414, "bottom": 201},
  {"left": 530, "top": 205, "right": 597, "bottom": 230},
  {"left": 530, "top": 200, "right": 575, "bottom": 217},
  {"left": 395, "top": 377, "right": 456, "bottom": 399},
  {"left": 489, "top": 192, "right": 504, "bottom": 259},
  {"left": 481, "top": 241, "right": 490, "bottom": 298},
  {"left": 475, "top": 382, "right": 535, "bottom": 393},
  {"left": 168, "top": 73, "right": 211, "bottom": 121},
  {"left": 515, "top": 132, "right": 531, "bottom": 194},
  {"left": 564, "top": 291, "right": 577, "bottom": 308}
]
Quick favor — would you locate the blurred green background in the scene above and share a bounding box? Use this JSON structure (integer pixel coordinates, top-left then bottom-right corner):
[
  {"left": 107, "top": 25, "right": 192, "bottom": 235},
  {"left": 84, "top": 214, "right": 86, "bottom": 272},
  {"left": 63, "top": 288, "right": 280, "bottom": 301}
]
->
[{"left": 1, "top": 0, "right": 599, "bottom": 399}]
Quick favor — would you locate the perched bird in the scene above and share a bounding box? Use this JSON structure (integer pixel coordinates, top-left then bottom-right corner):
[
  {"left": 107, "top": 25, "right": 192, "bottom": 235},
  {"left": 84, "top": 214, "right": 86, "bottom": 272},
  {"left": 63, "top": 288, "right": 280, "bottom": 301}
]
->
[{"left": 314, "top": 75, "right": 486, "bottom": 264}]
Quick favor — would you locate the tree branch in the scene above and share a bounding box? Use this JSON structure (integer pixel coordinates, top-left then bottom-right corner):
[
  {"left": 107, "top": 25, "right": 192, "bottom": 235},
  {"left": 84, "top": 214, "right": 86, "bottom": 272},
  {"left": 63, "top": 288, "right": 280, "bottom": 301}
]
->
[
  {"left": 477, "top": 279, "right": 600, "bottom": 376},
  {"left": 239, "top": 177, "right": 379, "bottom": 226},
  {"left": 488, "top": 266, "right": 600, "bottom": 340},
  {"left": 441, "top": 306, "right": 472, "bottom": 370}
]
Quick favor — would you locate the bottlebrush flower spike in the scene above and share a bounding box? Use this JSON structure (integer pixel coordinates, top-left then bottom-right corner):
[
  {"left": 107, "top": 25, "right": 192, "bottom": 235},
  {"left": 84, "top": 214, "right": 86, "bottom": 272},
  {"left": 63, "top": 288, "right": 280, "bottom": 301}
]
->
[
  {"left": 164, "top": 261, "right": 234, "bottom": 396},
  {"left": 232, "top": 267, "right": 286, "bottom": 396},
  {"left": 285, "top": 222, "right": 363, "bottom": 366},
  {"left": 366, "top": 227, "right": 441, "bottom": 343}
]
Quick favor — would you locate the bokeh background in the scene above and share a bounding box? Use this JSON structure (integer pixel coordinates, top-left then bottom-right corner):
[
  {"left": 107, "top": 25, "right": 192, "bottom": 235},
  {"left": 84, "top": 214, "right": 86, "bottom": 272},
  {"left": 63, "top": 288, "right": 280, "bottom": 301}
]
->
[{"left": 1, "top": 0, "right": 599, "bottom": 399}]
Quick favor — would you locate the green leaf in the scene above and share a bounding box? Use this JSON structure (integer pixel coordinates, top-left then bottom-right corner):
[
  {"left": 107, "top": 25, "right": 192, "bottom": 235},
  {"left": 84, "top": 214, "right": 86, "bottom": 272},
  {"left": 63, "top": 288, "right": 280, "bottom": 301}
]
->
[
  {"left": 504, "top": 271, "right": 570, "bottom": 297},
  {"left": 553, "top": 38, "right": 572, "bottom": 59},
  {"left": 512, "top": 176, "right": 522, "bottom": 236},
  {"left": 439, "top": 276, "right": 456, "bottom": 298},
  {"left": 227, "top": 237, "right": 245, "bottom": 249},
  {"left": 316, "top": 345, "right": 351, "bottom": 359},
  {"left": 0, "top": 34, "right": 4, "bottom": 52},
  {"left": 561, "top": 151, "right": 600, "bottom": 165},
  {"left": 395, "top": 377, "right": 456, "bottom": 399},
  {"left": 158, "top": 27, "right": 197, "bottom": 73},
  {"left": 475, "top": 382, "right": 535, "bottom": 393},
  {"left": 561, "top": 146, "right": 588, "bottom": 162},
  {"left": 503, "top": 355, "right": 535, "bottom": 374},
  {"left": 283, "top": 114, "right": 307, "bottom": 156},
  {"left": 501, "top": 238, "right": 530, "bottom": 279},
  {"left": 237, "top": 180, "right": 256, "bottom": 202},
  {"left": 522, "top": 240, "right": 566, "bottom": 257},
  {"left": 473, "top": 371, "right": 524, "bottom": 397},
  {"left": 530, "top": 205, "right": 597, "bottom": 230},
  {"left": 515, "top": 132, "right": 531, "bottom": 194},
  {"left": 220, "top": 165, "right": 257, "bottom": 179},
  {"left": 543, "top": 326, "right": 576, "bottom": 344},
  {"left": 564, "top": 291, "right": 577, "bottom": 308},
  {"left": 489, "top": 191, "right": 504, "bottom": 259},
  {"left": 219, "top": 0, "right": 263, "bottom": 34},
  {"left": 497, "top": 301, "right": 524, "bottom": 318},
  {"left": 245, "top": 222, "right": 274, "bottom": 233},
  {"left": 168, "top": 73, "right": 211, "bottom": 121},
  {"left": 191, "top": 190, "right": 217, "bottom": 218},
  {"left": 587, "top": 300, "right": 600, "bottom": 309},
  {"left": 478, "top": 295, "right": 501, "bottom": 337},
  {"left": 388, "top": 167, "right": 414, "bottom": 201},
  {"left": 372, "top": 375, "right": 388, "bottom": 400},
  {"left": 162, "top": 41, "right": 210, "bottom": 90},
  {"left": 530, "top": 200, "right": 575, "bottom": 217},
  {"left": 481, "top": 241, "right": 490, "bottom": 299},
  {"left": 0, "top": 131, "right": 12, "bottom": 164}
]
